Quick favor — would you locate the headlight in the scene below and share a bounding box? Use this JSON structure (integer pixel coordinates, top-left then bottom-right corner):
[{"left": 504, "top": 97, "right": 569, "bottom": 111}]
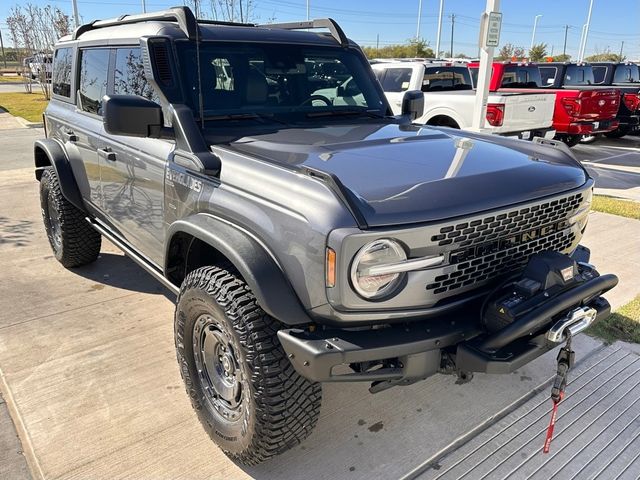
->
[{"left": 350, "top": 239, "right": 407, "bottom": 300}]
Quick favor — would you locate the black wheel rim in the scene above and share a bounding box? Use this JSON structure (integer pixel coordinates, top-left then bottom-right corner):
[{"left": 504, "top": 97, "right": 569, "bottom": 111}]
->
[
  {"left": 193, "top": 314, "right": 244, "bottom": 421},
  {"left": 47, "top": 194, "right": 63, "bottom": 251}
]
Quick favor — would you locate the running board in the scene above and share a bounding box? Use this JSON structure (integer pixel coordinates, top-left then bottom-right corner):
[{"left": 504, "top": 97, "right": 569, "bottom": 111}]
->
[{"left": 87, "top": 218, "right": 179, "bottom": 296}]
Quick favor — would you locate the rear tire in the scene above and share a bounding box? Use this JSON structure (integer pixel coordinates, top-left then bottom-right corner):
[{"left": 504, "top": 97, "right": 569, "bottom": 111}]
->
[
  {"left": 174, "top": 265, "right": 322, "bottom": 465},
  {"left": 559, "top": 134, "right": 581, "bottom": 148},
  {"left": 604, "top": 125, "right": 630, "bottom": 139},
  {"left": 39, "top": 167, "right": 101, "bottom": 267}
]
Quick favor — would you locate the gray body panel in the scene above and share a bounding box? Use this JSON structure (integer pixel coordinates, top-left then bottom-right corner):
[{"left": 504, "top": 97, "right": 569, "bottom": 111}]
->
[{"left": 41, "top": 17, "right": 592, "bottom": 326}]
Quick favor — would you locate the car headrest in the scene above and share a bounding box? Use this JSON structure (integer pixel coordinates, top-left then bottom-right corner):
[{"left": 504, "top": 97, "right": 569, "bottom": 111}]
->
[{"left": 246, "top": 68, "right": 268, "bottom": 105}]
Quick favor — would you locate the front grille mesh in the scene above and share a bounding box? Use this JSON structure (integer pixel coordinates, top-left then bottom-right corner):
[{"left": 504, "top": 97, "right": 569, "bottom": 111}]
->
[{"left": 426, "top": 191, "right": 585, "bottom": 296}]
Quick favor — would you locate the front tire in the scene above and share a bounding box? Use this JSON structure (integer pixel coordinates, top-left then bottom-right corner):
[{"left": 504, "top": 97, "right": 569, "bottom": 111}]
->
[
  {"left": 174, "top": 265, "right": 322, "bottom": 465},
  {"left": 39, "top": 167, "right": 101, "bottom": 267},
  {"left": 559, "top": 134, "right": 581, "bottom": 148}
]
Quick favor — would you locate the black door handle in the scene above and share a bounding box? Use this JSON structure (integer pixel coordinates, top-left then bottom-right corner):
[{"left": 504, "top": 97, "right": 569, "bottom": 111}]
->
[
  {"left": 62, "top": 130, "right": 77, "bottom": 142},
  {"left": 97, "top": 147, "right": 117, "bottom": 162}
]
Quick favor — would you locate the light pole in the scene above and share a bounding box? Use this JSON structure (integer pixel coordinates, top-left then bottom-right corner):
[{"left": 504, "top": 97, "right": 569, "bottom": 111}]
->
[
  {"left": 71, "top": 0, "right": 80, "bottom": 28},
  {"left": 306, "top": 0, "right": 310, "bottom": 21},
  {"left": 579, "top": 0, "right": 594, "bottom": 62},
  {"left": 142, "top": 0, "right": 146, "bottom": 13},
  {"left": 416, "top": 0, "right": 423, "bottom": 41},
  {"left": 435, "top": 0, "right": 444, "bottom": 58},
  {"left": 530, "top": 14, "right": 542, "bottom": 52}
]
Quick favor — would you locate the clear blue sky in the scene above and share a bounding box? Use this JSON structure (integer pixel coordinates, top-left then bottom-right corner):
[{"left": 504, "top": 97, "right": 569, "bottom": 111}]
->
[{"left": 1, "top": 0, "right": 639, "bottom": 59}]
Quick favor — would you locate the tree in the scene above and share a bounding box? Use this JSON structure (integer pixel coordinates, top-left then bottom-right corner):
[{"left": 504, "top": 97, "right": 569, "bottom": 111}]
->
[
  {"left": 496, "top": 43, "right": 526, "bottom": 61},
  {"left": 186, "top": 0, "right": 256, "bottom": 22},
  {"left": 529, "top": 43, "right": 548, "bottom": 62},
  {"left": 552, "top": 53, "right": 571, "bottom": 62},
  {"left": 6, "top": 4, "right": 71, "bottom": 99},
  {"left": 585, "top": 48, "right": 626, "bottom": 62},
  {"left": 361, "top": 39, "right": 435, "bottom": 59}
]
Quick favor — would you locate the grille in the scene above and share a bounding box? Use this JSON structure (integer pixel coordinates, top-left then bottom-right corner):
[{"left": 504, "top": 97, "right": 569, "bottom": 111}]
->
[{"left": 426, "top": 191, "right": 585, "bottom": 297}]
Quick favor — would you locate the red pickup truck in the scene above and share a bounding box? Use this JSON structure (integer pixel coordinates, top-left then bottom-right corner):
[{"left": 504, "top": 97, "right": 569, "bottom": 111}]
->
[{"left": 469, "top": 62, "right": 620, "bottom": 147}]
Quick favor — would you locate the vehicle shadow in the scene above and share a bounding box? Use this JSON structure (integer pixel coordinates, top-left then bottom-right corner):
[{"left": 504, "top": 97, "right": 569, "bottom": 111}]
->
[{"left": 72, "top": 252, "right": 175, "bottom": 300}]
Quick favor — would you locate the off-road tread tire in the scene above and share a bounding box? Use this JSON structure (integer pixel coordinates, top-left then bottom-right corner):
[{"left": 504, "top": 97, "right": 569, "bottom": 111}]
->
[
  {"left": 175, "top": 265, "right": 322, "bottom": 465},
  {"left": 40, "top": 167, "right": 101, "bottom": 267},
  {"left": 560, "top": 135, "right": 581, "bottom": 148}
]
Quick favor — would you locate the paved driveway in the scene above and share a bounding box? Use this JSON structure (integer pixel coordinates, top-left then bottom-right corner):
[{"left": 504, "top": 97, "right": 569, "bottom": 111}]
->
[{"left": 0, "top": 127, "right": 638, "bottom": 479}]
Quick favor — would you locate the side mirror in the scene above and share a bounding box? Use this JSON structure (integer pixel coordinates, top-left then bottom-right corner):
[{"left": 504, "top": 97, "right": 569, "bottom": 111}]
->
[
  {"left": 401, "top": 90, "right": 424, "bottom": 120},
  {"left": 102, "top": 95, "right": 168, "bottom": 138}
]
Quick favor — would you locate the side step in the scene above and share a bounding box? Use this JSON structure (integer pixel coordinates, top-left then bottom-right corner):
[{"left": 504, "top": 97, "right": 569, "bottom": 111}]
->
[{"left": 87, "top": 218, "right": 179, "bottom": 296}]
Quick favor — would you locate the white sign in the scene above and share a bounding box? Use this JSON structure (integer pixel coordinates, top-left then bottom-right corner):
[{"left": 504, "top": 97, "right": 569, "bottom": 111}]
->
[{"left": 479, "top": 11, "right": 502, "bottom": 49}]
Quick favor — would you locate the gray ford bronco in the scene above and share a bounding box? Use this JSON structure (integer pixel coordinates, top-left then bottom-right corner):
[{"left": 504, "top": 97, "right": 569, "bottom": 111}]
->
[{"left": 36, "top": 7, "right": 617, "bottom": 465}]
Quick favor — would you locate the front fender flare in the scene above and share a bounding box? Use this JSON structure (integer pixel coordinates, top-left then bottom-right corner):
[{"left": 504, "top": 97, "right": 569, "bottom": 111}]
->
[
  {"left": 34, "top": 139, "right": 86, "bottom": 212},
  {"left": 166, "top": 214, "right": 313, "bottom": 326}
]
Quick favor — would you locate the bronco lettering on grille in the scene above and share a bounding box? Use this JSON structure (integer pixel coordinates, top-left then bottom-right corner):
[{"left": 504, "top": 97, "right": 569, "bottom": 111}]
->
[{"left": 449, "top": 220, "right": 568, "bottom": 264}]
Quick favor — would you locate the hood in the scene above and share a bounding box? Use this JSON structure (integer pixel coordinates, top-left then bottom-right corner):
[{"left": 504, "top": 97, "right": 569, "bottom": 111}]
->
[{"left": 217, "top": 122, "right": 588, "bottom": 227}]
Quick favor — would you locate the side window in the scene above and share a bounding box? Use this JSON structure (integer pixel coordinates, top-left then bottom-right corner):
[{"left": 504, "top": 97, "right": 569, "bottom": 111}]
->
[
  {"left": 114, "top": 47, "right": 159, "bottom": 102},
  {"left": 78, "top": 48, "right": 110, "bottom": 115},
  {"left": 52, "top": 48, "right": 73, "bottom": 97},
  {"left": 613, "top": 65, "right": 639, "bottom": 84},
  {"left": 380, "top": 68, "right": 412, "bottom": 92},
  {"left": 593, "top": 66, "right": 607, "bottom": 84},
  {"left": 539, "top": 67, "right": 557, "bottom": 86}
]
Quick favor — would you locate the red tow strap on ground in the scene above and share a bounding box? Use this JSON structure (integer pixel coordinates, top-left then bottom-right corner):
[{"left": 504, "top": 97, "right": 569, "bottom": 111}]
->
[{"left": 543, "top": 391, "right": 564, "bottom": 453}]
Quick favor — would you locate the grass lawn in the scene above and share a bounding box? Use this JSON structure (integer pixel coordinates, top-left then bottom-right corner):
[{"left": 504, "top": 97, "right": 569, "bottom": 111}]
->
[
  {"left": 0, "top": 92, "right": 47, "bottom": 122},
  {"left": 592, "top": 195, "right": 640, "bottom": 220},
  {"left": 588, "top": 295, "right": 640, "bottom": 344}
]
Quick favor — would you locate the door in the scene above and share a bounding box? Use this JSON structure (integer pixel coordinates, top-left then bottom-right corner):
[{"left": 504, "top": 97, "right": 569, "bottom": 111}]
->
[
  {"left": 100, "top": 47, "right": 171, "bottom": 265},
  {"left": 74, "top": 47, "right": 111, "bottom": 211}
]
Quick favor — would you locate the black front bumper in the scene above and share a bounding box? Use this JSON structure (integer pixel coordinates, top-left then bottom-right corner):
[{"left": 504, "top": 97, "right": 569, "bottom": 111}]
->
[{"left": 278, "top": 263, "right": 617, "bottom": 386}]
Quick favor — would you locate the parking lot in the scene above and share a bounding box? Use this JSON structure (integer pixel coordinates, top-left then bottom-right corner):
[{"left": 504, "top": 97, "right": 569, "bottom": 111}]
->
[{"left": 0, "top": 124, "right": 639, "bottom": 479}]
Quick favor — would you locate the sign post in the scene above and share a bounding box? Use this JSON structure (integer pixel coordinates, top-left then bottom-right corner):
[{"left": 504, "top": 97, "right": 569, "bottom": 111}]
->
[{"left": 471, "top": 0, "right": 502, "bottom": 132}]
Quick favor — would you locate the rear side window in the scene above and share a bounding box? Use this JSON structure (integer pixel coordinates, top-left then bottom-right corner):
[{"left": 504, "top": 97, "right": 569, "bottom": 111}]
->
[
  {"left": 501, "top": 66, "right": 542, "bottom": 88},
  {"left": 593, "top": 66, "right": 607, "bottom": 84},
  {"left": 613, "top": 65, "right": 640, "bottom": 84},
  {"left": 422, "top": 67, "right": 471, "bottom": 91},
  {"left": 564, "top": 66, "right": 595, "bottom": 86},
  {"left": 114, "top": 47, "right": 159, "bottom": 102},
  {"left": 78, "top": 49, "right": 110, "bottom": 115},
  {"left": 539, "top": 67, "right": 557, "bottom": 86},
  {"left": 380, "top": 68, "right": 412, "bottom": 92},
  {"left": 52, "top": 48, "right": 73, "bottom": 97}
]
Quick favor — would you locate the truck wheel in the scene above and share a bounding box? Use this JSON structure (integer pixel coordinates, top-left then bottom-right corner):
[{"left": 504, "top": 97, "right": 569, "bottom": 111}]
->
[
  {"left": 174, "top": 265, "right": 322, "bottom": 465},
  {"left": 39, "top": 167, "right": 101, "bottom": 267},
  {"left": 604, "top": 126, "right": 630, "bottom": 139}
]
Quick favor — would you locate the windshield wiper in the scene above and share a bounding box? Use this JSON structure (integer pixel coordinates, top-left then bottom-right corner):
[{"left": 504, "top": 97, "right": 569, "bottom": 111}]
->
[
  {"left": 305, "top": 109, "right": 385, "bottom": 119},
  {"left": 203, "top": 112, "right": 289, "bottom": 126}
]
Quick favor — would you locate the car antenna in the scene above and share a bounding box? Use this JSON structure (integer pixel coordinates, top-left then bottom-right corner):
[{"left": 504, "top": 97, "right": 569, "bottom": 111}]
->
[{"left": 195, "top": 7, "right": 205, "bottom": 129}]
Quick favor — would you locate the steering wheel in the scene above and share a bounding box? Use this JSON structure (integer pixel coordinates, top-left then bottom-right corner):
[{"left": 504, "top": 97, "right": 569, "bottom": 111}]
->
[{"left": 300, "top": 95, "right": 332, "bottom": 107}]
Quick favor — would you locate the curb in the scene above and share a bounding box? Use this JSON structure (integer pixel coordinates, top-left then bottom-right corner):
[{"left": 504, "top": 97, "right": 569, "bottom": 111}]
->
[{"left": 0, "top": 367, "right": 44, "bottom": 480}]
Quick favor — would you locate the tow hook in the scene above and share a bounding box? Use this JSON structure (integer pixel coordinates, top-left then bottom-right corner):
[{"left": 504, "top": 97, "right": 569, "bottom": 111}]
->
[{"left": 546, "top": 306, "right": 597, "bottom": 343}]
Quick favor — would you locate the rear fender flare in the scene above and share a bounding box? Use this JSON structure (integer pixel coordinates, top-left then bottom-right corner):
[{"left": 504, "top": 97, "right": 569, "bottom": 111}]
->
[
  {"left": 166, "top": 214, "right": 313, "bottom": 326},
  {"left": 34, "top": 139, "right": 86, "bottom": 212}
]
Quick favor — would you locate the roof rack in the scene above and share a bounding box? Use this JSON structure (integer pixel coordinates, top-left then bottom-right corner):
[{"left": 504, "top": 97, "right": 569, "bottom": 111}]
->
[
  {"left": 257, "top": 19, "right": 349, "bottom": 47},
  {"left": 73, "top": 7, "right": 199, "bottom": 40},
  {"left": 72, "top": 6, "right": 349, "bottom": 47}
]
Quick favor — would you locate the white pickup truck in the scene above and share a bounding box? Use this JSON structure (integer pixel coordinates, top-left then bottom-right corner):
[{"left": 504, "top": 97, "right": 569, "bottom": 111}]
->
[{"left": 371, "top": 62, "right": 556, "bottom": 139}]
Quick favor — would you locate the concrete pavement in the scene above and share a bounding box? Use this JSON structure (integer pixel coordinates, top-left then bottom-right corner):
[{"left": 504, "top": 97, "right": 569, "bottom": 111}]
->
[
  {"left": 574, "top": 135, "right": 640, "bottom": 201},
  {"left": 0, "top": 122, "right": 638, "bottom": 479}
]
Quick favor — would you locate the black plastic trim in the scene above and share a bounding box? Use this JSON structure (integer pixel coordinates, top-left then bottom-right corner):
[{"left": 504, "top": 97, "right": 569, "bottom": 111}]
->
[
  {"left": 166, "top": 215, "right": 312, "bottom": 325},
  {"left": 34, "top": 139, "right": 86, "bottom": 212}
]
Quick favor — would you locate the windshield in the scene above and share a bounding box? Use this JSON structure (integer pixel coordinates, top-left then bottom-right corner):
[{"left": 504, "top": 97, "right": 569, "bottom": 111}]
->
[
  {"left": 502, "top": 66, "right": 542, "bottom": 88},
  {"left": 563, "top": 65, "right": 595, "bottom": 86},
  {"left": 176, "top": 42, "right": 387, "bottom": 120}
]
